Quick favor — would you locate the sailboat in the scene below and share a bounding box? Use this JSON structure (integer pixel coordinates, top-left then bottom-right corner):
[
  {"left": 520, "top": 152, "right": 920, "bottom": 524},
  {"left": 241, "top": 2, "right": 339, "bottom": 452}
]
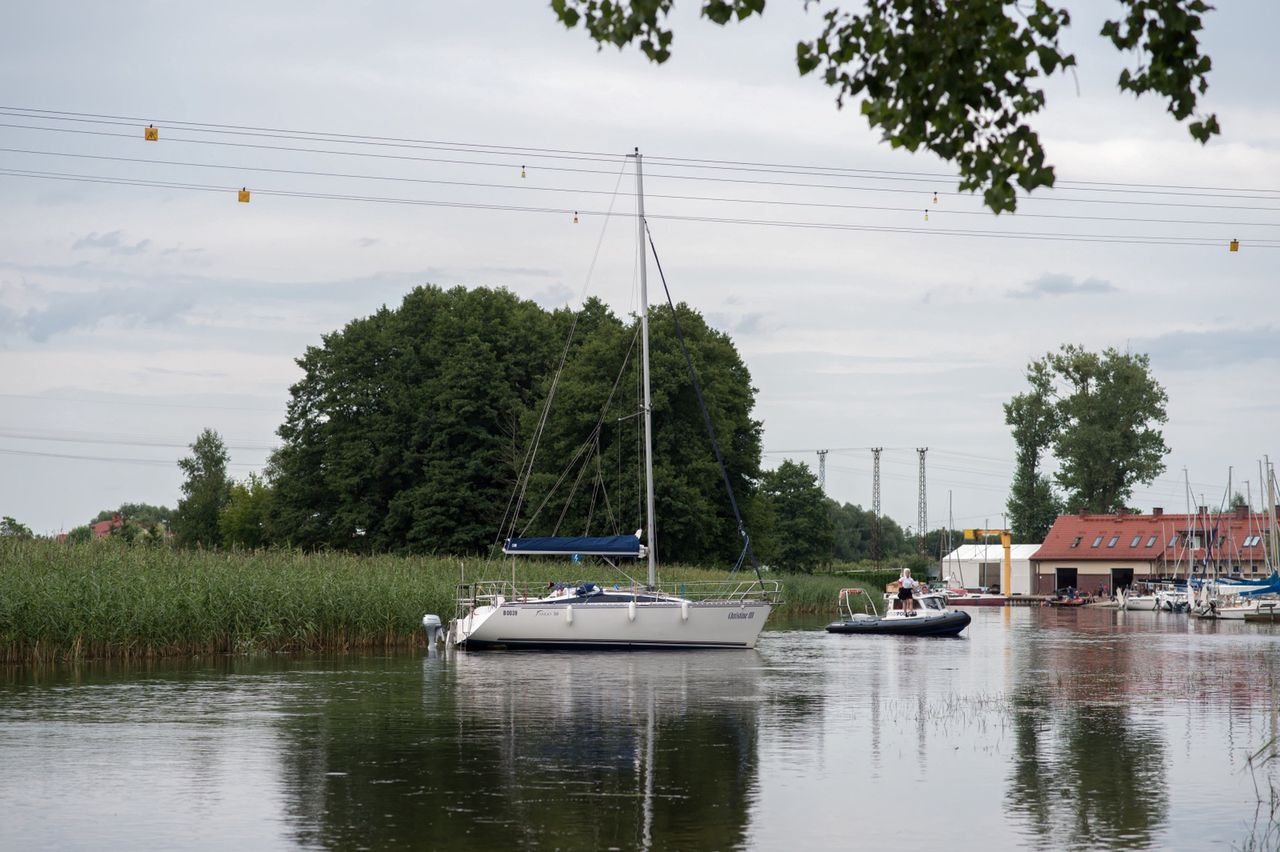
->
[{"left": 447, "top": 151, "right": 780, "bottom": 650}]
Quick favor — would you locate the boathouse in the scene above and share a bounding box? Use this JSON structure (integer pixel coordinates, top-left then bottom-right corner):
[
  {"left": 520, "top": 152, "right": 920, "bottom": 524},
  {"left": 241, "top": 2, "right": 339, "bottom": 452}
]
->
[{"left": 1030, "top": 506, "right": 1275, "bottom": 594}]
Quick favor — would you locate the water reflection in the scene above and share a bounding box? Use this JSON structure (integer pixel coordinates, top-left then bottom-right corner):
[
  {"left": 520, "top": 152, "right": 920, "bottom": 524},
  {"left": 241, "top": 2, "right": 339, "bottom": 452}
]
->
[
  {"left": 3, "top": 609, "right": 1280, "bottom": 851},
  {"left": 276, "top": 651, "right": 763, "bottom": 850},
  {"left": 1010, "top": 694, "right": 1168, "bottom": 849}
]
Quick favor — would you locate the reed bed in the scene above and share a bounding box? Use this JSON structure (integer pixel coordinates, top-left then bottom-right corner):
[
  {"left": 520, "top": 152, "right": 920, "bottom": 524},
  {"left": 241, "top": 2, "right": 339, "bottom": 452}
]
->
[{"left": 1, "top": 539, "right": 871, "bottom": 662}]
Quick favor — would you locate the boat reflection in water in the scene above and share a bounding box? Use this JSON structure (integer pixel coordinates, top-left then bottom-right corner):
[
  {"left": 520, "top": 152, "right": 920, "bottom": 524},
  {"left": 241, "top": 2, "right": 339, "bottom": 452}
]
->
[{"left": 278, "top": 650, "right": 763, "bottom": 850}]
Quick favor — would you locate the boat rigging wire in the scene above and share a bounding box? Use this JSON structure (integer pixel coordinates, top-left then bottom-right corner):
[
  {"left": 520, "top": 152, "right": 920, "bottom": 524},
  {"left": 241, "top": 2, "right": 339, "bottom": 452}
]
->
[{"left": 644, "top": 223, "right": 763, "bottom": 586}]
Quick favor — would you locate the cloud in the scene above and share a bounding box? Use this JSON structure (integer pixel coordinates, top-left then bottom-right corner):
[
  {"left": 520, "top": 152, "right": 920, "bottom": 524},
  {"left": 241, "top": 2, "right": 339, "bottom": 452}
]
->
[
  {"left": 71, "top": 231, "right": 151, "bottom": 256},
  {"left": 470, "top": 265, "right": 559, "bottom": 279},
  {"left": 356, "top": 237, "right": 380, "bottom": 248},
  {"left": 707, "top": 310, "right": 768, "bottom": 337},
  {"left": 1136, "top": 326, "right": 1280, "bottom": 370},
  {"left": 15, "top": 288, "right": 197, "bottom": 342},
  {"left": 531, "top": 283, "right": 574, "bottom": 309},
  {"left": 1007, "top": 273, "right": 1118, "bottom": 299}
]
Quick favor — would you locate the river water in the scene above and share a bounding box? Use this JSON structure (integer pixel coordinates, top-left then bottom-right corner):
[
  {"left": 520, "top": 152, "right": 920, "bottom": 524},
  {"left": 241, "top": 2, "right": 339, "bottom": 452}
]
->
[{"left": 2, "top": 607, "right": 1279, "bottom": 851}]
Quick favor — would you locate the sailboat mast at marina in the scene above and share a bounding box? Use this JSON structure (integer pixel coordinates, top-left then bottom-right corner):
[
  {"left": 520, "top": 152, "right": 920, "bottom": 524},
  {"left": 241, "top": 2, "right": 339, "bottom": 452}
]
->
[{"left": 447, "top": 149, "right": 779, "bottom": 650}]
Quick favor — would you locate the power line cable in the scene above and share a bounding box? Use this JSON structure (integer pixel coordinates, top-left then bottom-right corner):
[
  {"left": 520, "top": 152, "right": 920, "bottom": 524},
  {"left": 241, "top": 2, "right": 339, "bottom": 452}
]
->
[
  {"left": 5, "top": 146, "right": 1278, "bottom": 230},
  {"left": 7, "top": 167, "right": 1276, "bottom": 248},
  {"left": 4, "top": 120, "right": 1279, "bottom": 213},
  {"left": 5, "top": 105, "right": 1278, "bottom": 198},
  {"left": 0, "top": 446, "right": 262, "bottom": 468},
  {"left": 0, "top": 392, "right": 281, "bottom": 412}
]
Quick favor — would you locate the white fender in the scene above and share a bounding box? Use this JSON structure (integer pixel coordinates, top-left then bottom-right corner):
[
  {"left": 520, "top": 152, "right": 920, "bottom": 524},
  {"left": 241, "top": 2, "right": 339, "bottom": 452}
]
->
[
  {"left": 565, "top": 604, "right": 574, "bottom": 625},
  {"left": 681, "top": 600, "right": 690, "bottom": 621},
  {"left": 628, "top": 601, "right": 636, "bottom": 622}
]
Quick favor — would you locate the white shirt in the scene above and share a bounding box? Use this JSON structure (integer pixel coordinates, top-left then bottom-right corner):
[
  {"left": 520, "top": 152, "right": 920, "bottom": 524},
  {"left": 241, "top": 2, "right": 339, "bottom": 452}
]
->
[{"left": 900, "top": 576, "right": 918, "bottom": 590}]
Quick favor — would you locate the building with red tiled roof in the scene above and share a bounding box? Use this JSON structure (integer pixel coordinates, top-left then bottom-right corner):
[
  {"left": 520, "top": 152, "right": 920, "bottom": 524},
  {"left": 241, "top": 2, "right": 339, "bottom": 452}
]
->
[
  {"left": 1030, "top": 505, "right": 1276, "bottom": 594},
  {"left": 91, "top": 514, "right": 124, "bottom": 539}
]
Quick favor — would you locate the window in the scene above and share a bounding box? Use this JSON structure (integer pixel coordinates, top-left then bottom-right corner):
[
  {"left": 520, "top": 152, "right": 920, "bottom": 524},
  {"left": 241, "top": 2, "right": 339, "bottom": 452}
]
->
[
  {"left": 1130, "top": 535, "right": 1142, "bottom": 547},
  {"left": 1092, "top": 535, "right": 1104, "bottom": 548},
  {"left": 1244, "top": 535, "right": 1262, "bottom": 547},
  {"left": 1167, "top": 535, "right": 1179, "bottom": 548},
  {"left": 1146, "top": 535, "right": 1158, "bottom": 547},
  {"left": 1070, "top": 535, "right": 1083, "bottom": 548},
  {"left": 1107, "top": 535, "right": 1120, "bottom": 548}
]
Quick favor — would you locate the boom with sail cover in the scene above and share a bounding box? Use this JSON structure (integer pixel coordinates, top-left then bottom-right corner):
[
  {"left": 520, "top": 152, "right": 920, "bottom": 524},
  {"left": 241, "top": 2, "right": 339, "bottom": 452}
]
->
[{"left": 503, "top": 534, "right": 645, "bottom": 558}]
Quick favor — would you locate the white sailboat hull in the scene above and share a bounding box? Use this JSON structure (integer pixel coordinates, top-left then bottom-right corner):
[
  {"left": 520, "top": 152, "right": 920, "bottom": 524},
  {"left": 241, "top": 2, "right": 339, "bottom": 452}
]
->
[{"left": 451, "top": 598, "right": 773, "bottom": 650}]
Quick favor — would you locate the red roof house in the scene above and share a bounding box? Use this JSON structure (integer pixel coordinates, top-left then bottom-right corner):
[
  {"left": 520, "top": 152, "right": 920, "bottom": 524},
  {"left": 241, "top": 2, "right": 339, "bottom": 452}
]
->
[{"left": 1030, "top": 506, "right": 1275, "bottom": 594}]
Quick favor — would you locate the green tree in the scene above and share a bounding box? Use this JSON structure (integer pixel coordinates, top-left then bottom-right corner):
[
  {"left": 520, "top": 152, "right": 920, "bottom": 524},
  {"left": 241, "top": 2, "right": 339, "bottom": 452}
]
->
[
  {"left": 1005, "top": 358, "right": 1064, "bottom": 541},
  {"left": 1008, "top": 345, "right": 1169, "bottom": 517},
  {"left": 66, "top": 525, "right": 93, "bottom": 544},
  {"left": 94, "top": 503, "right": 172, "bottom": 527},
  {"left": 552, "top": 1, "right": 1219, "bottom": 213},
  {"left": 174, "top": 428, "right": 232, "bottom": 548},
  {"left": 220, "top": 473, "right": 275, "bottom": 549},
  {"left": 268, "top": 286, "right": 765, "bottom": 561},
  {"left": 270, "top": 285, "right": 565, "bottom": 553},
  {"left": 758, "top": 460, "right": 833, "bottom": 572},
  {"left": 1050, "top": 346, "right": 1169, "bottom": 513},
  {"left": 0, "top": 516, "right": 34, "bottom": 538}
]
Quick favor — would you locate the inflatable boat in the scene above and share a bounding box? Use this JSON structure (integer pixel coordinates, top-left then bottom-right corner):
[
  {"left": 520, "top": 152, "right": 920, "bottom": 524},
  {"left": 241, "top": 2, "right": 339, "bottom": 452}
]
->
[{"left": 825, "top": 588, "right": 971, "bottom": 638}]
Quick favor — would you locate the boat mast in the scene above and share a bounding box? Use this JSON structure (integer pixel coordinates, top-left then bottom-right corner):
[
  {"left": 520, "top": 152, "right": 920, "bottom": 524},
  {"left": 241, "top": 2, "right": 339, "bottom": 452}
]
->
[{"left": 635, "top": 147, "right": 658, "bottom": 588}]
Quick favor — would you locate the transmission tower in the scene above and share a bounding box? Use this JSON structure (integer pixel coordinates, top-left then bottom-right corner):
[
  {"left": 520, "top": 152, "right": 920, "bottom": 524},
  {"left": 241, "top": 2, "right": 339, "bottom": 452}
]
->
[
  {"left": 816, "top": 449, "right": 828, "bottom": 492},
  {"left": 917, "top": 447, "right": 928, "bottom": 555},
  {"left": 871, "top": 447, "right": 883, "bottom": 567}
]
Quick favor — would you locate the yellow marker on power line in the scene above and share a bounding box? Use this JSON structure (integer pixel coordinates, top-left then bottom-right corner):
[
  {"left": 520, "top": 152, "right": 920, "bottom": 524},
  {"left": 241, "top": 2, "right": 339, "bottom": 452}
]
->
[
  {"left": 521, "top": 165, "right": 526, "bottom": 178},
  {"left": 573, "top": 210, "right": 579, "bottom": 224},
  {"left": 238, "top": 187, "right": 250, "bottom": 203},
  {"left": 1230, "top": 238, "right": 1239, "bottom": 252},
  {"left": 144, "top": 125, "right": 158, "bottom": 142}
]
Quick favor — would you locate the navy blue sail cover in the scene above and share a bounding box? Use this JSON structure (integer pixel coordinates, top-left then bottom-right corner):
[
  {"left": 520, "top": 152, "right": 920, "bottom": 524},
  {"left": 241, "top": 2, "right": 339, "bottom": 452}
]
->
[{"left": 504, "top": 534, "right": 642, "bottom": 557}]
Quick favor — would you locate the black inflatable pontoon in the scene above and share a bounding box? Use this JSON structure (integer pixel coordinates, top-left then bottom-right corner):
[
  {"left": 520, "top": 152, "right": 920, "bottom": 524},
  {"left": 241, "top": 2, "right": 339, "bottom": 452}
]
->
[
  {"left": 825, "top": 610, "right": 971, "bottom": 637},
  {"left": 825, "top": 587, "right": 972, "bottom": 637}
]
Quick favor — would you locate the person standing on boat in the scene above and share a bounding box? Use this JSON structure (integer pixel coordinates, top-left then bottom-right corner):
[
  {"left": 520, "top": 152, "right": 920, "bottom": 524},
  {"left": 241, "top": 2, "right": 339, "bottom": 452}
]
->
[{"left": 899, "top": 569, "right": 919, "bottom": 615}]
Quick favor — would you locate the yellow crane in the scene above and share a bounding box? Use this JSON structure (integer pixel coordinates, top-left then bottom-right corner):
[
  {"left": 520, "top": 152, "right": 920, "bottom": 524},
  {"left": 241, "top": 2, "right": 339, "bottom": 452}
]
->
[{"left": 964, "top": 528, "right": 1012, "bottom": 597}]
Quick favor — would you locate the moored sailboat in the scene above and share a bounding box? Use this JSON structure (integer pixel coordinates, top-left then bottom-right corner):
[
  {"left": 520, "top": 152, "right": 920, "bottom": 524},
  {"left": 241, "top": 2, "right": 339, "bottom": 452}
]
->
[{"left": 448, "top": 151, "right": 780, "bottom": 650}]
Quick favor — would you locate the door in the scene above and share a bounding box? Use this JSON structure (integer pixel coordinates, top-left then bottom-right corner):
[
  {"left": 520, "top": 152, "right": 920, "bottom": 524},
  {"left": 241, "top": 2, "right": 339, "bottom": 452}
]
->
[
  {"left": 1111, "top": 568, "right": 1133, "bottom": 592},
  {"left": 1055, "top": 567, "right": 1078, "bottom": 592}
]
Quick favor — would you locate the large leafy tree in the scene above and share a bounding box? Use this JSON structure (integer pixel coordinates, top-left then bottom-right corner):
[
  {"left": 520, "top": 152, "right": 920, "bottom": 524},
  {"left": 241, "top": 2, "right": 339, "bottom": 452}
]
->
[
  {"left": 270, "top": 285, "right": 563, "bottom": 553},
  {"left": 268, "top": 286, "right": 765, "bottom": 562},
  {"left": 1005, "top": 358, "right": 1064, "bottom": 541},
  {"left": 174, "top": 428, "right": 232, "bottom": 548},
  {"left": 1007, "top": 345, "right": 1168, "bottom": 518},
  {"left": 551, "top": 0, "right": 1219, "bottom": 213},
  {"left": 758, "top": 460, "right": 832, "bottom": 572}
]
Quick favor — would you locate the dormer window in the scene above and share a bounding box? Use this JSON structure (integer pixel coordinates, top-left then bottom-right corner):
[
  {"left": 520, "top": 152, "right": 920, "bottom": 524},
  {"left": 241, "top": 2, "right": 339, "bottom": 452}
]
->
[
  {"left": 1070, "top": 535, "right": 1083, "bottom": 548},
  {"left": 1129, "top": 535, "right": 1142, "bottom": 547},
  {"left": 1107, "top": 535, "right": 1120, "bottom": 548},
  {"left": 1092, "top": 535, "right": 1104, "bottom": 548},
  {"left": 1146, "top": 535, "right": 1158, "bottom": 547}
]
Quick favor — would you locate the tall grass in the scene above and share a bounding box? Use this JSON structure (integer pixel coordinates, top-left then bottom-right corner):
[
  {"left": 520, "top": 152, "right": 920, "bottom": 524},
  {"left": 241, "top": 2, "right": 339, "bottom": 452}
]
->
[{"left": 0, "top": 539, "right": 874, "bottom": 662}]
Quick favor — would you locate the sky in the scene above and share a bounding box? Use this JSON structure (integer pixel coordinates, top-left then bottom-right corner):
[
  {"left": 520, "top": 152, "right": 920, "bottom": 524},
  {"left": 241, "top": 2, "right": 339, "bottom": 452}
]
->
[{"left": 1, "top": 2, "right": 1277, "bottom": 537}]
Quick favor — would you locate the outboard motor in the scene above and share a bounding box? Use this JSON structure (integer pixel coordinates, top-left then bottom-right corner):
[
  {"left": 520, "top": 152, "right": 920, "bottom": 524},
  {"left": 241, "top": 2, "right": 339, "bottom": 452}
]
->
[{"left": 422, "top": 614, "right": 444, "bottom": 656}]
